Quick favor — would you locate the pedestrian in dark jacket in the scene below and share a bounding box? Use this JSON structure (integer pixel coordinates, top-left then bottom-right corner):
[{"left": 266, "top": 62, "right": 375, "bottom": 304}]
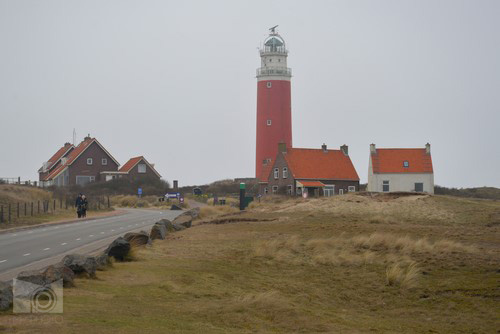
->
[
  {"left": 81, "top": 195, "right": 88, "bottom": 218},
  {"left": 75, "top": 194, "right": 83, "bottom": 218}
]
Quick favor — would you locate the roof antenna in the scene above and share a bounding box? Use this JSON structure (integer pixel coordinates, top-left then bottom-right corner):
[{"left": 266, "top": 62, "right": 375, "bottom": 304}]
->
[
  {"left": 73, "top": 128, "right": 76, "bottom": 146},
  {"left": 269, "top": 25, "right": 278, "bottom": 34}
]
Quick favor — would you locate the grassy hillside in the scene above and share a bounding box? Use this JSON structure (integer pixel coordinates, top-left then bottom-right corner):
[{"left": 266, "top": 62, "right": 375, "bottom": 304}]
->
[
  {"left": 0, "top": 184, "right": 52, "bottom": 206},
  {"left": 435, "top": 186, "right": 500, "bottom": 200},
  {"left": 2, "top": 193, "right": 499, "bottom": 333}
]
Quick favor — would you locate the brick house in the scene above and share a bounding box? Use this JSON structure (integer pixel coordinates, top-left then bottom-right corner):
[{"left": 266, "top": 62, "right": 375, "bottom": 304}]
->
[
  {"left": 259, "top": 143, "right": 360, "bottom": 197},
  {"left": 367, "top": 143, "right": 434, "bottom": 194},
  {"left": 111, "top": 156, "right": 161, "bottom": 181},
  {"left": 39, "top": 136, "right": 120, "bottom": 187}
]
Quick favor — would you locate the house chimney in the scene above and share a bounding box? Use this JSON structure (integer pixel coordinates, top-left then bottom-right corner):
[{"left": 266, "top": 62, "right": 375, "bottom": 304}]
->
[
  {"left": 84, "top": 133, "right": 91, "bottom": 141},
  {"left": 321, "top": 143, "right": 327, "bottom": 152},
  {"left": 425, "top": 142, "right": 431, "bottom": 154},
  {"left": 64, "top": 142, "right": 72, "bottom": 147},
  {"left": 370, "top": 143, "right": 376, "bottom": 154},
  {"left": 340, "top": 144, "right": 348, "bottom": 156},
  {"left": 278, "top": 142, "right": 287, "bottom": 153}
]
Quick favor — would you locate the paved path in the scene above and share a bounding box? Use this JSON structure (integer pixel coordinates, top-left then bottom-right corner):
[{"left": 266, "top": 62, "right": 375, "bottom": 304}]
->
[{"left": 0, "top": 208, "right": 181, "bottom": 280}]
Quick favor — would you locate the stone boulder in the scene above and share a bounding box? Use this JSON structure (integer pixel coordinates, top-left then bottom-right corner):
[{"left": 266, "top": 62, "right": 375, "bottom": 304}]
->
[
  {"left": 172, "top": 223, "right": 186, "bottom": 231},
  {"left": 0, "top": 281, "right": 13, "bottom": 311},
  {"left": 171, "top": 204, "right": 182, "bottom": 210},
  {"left": 173, "top": 214, "right": 193, "bottom": 228},
  {"left": 156, "top": 219, "right": 175, "bottom": 232},
  {"left": 183, "top": 207, "right": 200, "bottom": 219},
  {"left": 61, "top": 254, "right": 98, "bottom": 278},
  {"left": 105, "top": 237, "right": 131, "bottom": 261},
  {"left": 150, "top": 223, "right": 167, "bottom": 240},
  {"left": 95, "top": 252, "right": 112, "bottom": 270},
  {"left": 123, "top": 231, "right": 150, "bottom": 247},
  {"left": 17, "top": 263, "right": 75, "bottom": 288}
]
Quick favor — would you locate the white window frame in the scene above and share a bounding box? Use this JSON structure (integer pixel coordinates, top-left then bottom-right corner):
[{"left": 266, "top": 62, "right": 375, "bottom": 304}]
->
[
  {"left": 286, "top": 185, "right": 293, "bottom": 195},
  {"left": 264, "top": 187, "right": 268, "bottom": 195},
  {"left": 76, "top": 175, "right": 91, "bottom": 185},
  {"left": 339, "top": 189, "right": 344, "bottom": 195},
  {"left": 348, "top": 186, "right": 356, "bottom": 192},
  {"left": 267, "top": 81, "right": 272, "bottom": 88},
  {"left": 273, "top": 168, "right": 279, "bottom": 179},
  {"left": 86, "top": 158, "right": 93, "bottom": 165},
  {"left": 282, "top": 167, "right": 288, "bottom": 179},
  {"left": 267, "top": 119, "right": 272, "bottom": 126},
  {"left": 138, "top": 164, "right": 147, "bottom": 173},
  {"left": 102, "top": 158, "right": 108, "bottom": 165},
  {"left": 324, "top": 185, "right": 335, "bottom": 197},
  {"left": 89, "top": 176, "right": 95, "bottom": 182},
  {"left": 272, "top": 185, "right": 278, "bottom": 194},
  {"left": 383, "top": 180, "right": 390, "bottom": 192}
]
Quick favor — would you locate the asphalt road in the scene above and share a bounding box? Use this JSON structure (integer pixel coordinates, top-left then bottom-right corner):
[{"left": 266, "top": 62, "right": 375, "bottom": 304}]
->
[{"left": 0, "top": 208, "right": 182, "bottom": 280}]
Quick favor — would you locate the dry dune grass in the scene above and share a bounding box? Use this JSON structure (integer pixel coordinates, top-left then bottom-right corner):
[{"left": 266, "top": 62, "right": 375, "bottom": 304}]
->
[
  {"left": 0, "top": 184, "right": 52, "bottom": 205},
  {"left": 198, "top": 205, "right": 239, "bottom": 219},
  {"left": 386, "top": 262, "right": 420, "bottom": 288}
]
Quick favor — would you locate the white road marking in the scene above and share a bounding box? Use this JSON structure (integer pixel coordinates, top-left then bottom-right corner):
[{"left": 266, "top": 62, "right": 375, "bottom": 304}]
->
[
  {"left": 43, "top": 248, "right": 50, "bottom": 251},
  {"left": 42, "top": 229, "right": 46, "bottom": 232},
  {"left": 28, "top": 231, "right": 33, "bottom": 234},
  {"left": 13, "top": 234, "right": 17, "bottom": 237},
  {"left": 128, "top": 225, "right": 132, "bottom": 227},
  {"left": 0, "top": 260, "right": 7, "bottom": 264},
  {"left": 119, "top": 227, "right": 123, "bottom": 229},
  {"left": 111, "top": 229, "right": 115, "bottom": 232},
  {"left": 23, "top": 253, "right": 30, "bottom": 256},
  {"left": 76, "top": 238, "right": 81, "bottom": 241},
  {"left": 54, "top": 226, "right": 59, "bottom": 229},
  {"left": 89, "top": 235, "right": 94, "bottom": 237},
  {"left": 61, "top": 243, "right": 67, "bottom": 246},
  {"left": 100, "top": 232, "right": 105, "bottom": 234}
]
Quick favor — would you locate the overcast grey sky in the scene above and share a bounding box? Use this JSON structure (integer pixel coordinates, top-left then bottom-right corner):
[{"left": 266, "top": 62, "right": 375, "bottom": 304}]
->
[{"left": 0, "top": 0, "right": 499, "bottom": 188}]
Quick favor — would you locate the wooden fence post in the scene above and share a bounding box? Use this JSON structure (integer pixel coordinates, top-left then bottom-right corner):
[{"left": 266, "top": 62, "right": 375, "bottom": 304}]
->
[
  {"left": 8, "top": 204, "right": 11, "bottom": 223},
  {"left": 0, "top": 205, "right": 3, "bottom": 223},
  {"left": 24, "top": 203, "right": 27, "bottom": 216},
  {"left": 60, "top": 198, "right": 62, "bottom": 209},
  {"left": 38, "top": 201, "right": 40, "bottom": 214},
  {"left": 53, "top": 200, "right": 56, "bottom": 212},
  {"left": 31, "top": 202, "right": 33, "bottom": 216},
  {"left": 107, "top": 196, "right": 110, "bottom": 208},
  {"left": 17, "top": 203, "right": 20, "bottom": 218}
]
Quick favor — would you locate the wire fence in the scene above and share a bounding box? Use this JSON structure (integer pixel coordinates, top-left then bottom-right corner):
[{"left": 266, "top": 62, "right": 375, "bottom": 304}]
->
[
  {"left": 0, "top": 177, "right": 38, "bottom": 187},
  {"left": 0, "top": 196, "right": 110, "bottom": 224}
]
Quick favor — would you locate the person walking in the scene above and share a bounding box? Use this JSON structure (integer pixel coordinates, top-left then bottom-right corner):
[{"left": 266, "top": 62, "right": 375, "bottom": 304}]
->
[
  {"left": 81, "top": 195, "right": 88, "bottom": 218},
  {"left": 75, "top": 193, "right": 83, "bottom": 218}
]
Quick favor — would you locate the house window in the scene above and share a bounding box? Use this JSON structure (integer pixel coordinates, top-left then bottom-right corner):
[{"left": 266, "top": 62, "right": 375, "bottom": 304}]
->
[
  {"left": 76, "top": 176, "right": 91, "bottom": 186},
  {"left": 283, "top": 167, "right": 288, "bottom": 179},
  {"left": 138, "top": 164, "right": 146, "bottom": 173},
  {"left": 272, "top": 185, "right": 278, "bottom": 194},
  {"left": 267, "top": 82, "right": 272, "bottom": 88},
  {"left": 339, "top": 189, "right": 344, "bottom": 195},
  {"left": 415, "top": 183, "right": 424, "bottom": 192},
  {"left": 274, "top": 168, "right": 279, "bottom": 179},
  {"left": 102, "top": 158, "right": 108, "bottom": 165},
  {"left": 264, "top": 187, "right": 268, "bottom": 195},
  {"left": 86, "top": 158, "right": 93, "bottom": 165},
  {"left": 267, "top": 119, "right": 272, "bottom": 126},
  {"left": 287, "top": 185, "right": 293, "bottom": 195},
  {"left": 89, "top": 176, "right": 95, "bottom": 182},
  {"left": 403, "top": 161, "right": 409, "bottom": 168},
  {"left": 324, "top": 185, "right": 335, "bottom": 197},
  {"left": 383, "top": 180, "right": 390, "bottom": 192},
  {"left": 348, "top": 186, "right": 356, "bottom": 192}
]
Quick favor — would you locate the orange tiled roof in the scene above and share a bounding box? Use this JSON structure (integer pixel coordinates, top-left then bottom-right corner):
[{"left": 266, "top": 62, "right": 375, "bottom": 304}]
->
[
  {"left": 119, "top": 156, "right": 144, "bottom": 173},
  {"left": 283, "top": 148, "right": 359, "bottom": 180},
  {"left": 371, "top": 148, "right": 433, "bottom": 174},
  {"left": 298, "top": 180, "right": 325, "bottom": 187},
  {"left": 47, "top": 144, "right": 73, "bottom": 165}
]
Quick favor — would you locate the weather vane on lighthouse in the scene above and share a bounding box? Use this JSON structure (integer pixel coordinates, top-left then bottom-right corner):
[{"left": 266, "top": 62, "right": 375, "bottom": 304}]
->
[{"left": 269, "top": 25, "right": 279, "bottom": 34}]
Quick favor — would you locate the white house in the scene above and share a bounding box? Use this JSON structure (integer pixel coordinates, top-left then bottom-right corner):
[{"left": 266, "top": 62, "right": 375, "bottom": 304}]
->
[{"left": 367, "top": 143, "right": 434, "bottom": 194}]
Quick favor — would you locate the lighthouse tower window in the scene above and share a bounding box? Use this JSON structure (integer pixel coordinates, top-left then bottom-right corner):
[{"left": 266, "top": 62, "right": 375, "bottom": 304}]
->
[
  {"left": 267, "top": 82, "right": 272, "bottom": 88},
  {"left": 267, "top": 120, "right": 272, "bottom": 126}
]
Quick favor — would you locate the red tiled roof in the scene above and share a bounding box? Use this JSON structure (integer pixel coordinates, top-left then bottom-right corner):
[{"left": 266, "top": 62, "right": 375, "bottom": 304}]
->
[
  {"left": 44, "top": 163, "right": 67, "bottom": 181},
  {"left": 47, "top": 144, "right": 73, "bottom": 164},
  {"left": 119, "top": 156, "right": 143, "bottom": 173},
  {"left": 119, "top": 156, "right": 162, "bottom": 178},
  {"left": 371, "top": 148, "right": 433, "bottom": 174},
  {"left": 297, "top": 181, "right": 325, "bottom": 187},
  {"left": 283, "top": 148, "right": 359, "bottom": 180},
  {"left": 258, "top": 163, "right": 273, "bottom": 183}
]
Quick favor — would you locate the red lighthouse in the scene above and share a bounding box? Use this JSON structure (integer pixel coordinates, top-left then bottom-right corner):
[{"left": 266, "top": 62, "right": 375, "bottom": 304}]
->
[{"left": 255, "top": 27, "right": 293, "bottom": 179}]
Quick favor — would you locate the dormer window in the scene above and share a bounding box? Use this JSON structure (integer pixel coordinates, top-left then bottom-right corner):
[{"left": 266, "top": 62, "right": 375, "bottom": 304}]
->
[
  {"left": 87, "top": 158, "right": 93, "bottom": 165},
  {"left": 403, "top": 161, "right": 409, "bottom": 168},
  {"left": 138, "top": 164, "right": 146, "bottom": 173}
]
